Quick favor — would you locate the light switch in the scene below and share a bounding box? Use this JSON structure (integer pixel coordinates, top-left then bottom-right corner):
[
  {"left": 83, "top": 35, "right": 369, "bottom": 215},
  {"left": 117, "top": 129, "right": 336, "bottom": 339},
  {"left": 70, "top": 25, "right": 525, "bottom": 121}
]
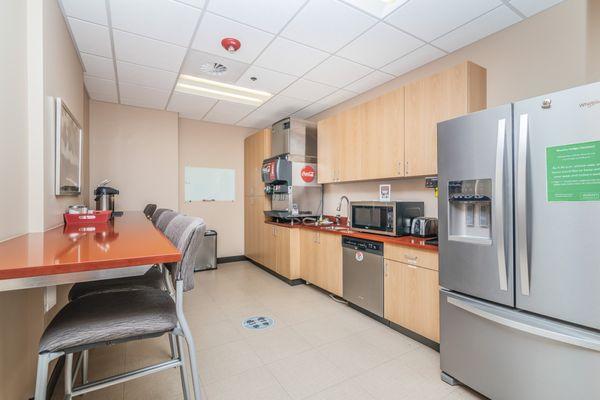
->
[{"left": 44, "top": 286, "right": 57, "bottom": 313}]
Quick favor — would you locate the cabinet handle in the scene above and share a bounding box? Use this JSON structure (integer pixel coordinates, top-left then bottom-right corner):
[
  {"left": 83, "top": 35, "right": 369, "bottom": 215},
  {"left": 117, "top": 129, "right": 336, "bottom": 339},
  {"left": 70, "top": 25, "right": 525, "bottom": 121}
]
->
[
  {"left": 404, "top": 254, "right": 418, "bottom": 265},
  {"left": 397, "top": 161, "right": 402, "bottom": 175},
  {"left": 405, "top": 161, "right": 409, "bottom": 175}
]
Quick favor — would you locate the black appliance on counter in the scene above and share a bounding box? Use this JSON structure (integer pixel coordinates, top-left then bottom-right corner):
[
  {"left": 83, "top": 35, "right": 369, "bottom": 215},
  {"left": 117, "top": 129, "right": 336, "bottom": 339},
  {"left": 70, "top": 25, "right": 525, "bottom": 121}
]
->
[{"left": 350, "top": 201, "right": 424, "bottom": 237}]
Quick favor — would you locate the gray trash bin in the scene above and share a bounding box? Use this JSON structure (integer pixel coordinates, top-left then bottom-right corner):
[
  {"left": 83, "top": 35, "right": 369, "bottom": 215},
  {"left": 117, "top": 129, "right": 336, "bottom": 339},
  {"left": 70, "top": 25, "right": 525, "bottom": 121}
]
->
[{"left": 193, "top": 230, "right": 217, "bottom": 272}]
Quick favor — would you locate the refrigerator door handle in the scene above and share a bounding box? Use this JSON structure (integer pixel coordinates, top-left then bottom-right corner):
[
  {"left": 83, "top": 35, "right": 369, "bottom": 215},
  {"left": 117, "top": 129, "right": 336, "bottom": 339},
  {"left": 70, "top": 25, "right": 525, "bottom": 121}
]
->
[
  {"left": 447, "top": 296, "right": 600, "bottom": 352},
  {"left": 517, "top": 114, "right": 530, "bottom": 295},
  {"left": 495, "top": 119, "right": 508, "bottom": 291}
]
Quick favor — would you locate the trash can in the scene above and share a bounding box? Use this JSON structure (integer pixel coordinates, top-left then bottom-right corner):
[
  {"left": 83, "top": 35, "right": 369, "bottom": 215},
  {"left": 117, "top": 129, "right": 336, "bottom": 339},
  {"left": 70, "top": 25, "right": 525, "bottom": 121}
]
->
[{"left": 193, "top": 230, "right": 217, "bottom": 272}]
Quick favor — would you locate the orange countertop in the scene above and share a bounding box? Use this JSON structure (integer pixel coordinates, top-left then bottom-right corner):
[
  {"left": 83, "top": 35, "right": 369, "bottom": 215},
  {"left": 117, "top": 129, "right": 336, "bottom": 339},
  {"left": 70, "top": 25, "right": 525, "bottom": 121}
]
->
[
  {"left": 266, "top": 221, "right": 438, "bottom": 252},
  {"left": 0, "top": 212, "right": 181, "bottom": 280}
]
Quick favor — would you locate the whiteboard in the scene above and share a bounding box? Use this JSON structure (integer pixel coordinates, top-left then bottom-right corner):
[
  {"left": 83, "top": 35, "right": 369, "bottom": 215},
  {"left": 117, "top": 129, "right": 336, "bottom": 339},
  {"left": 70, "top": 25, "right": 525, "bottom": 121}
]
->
[{"left": 184, "top": 167, "right": 235, "bottom": 202}]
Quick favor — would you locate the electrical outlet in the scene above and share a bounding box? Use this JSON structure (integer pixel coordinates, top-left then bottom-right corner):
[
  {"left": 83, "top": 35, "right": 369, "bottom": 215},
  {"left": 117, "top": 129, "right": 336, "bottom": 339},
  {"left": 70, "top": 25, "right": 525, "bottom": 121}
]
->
[{"left": 44, "top": 286, "right": 57, "bottom": 313}]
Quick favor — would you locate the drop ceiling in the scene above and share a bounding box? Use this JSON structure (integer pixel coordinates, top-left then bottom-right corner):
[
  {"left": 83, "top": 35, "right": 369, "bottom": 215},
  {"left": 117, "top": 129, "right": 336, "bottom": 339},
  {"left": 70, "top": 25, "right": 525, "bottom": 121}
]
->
[{"left": 60, "top": 0, "right": 564, "bottom": 128}]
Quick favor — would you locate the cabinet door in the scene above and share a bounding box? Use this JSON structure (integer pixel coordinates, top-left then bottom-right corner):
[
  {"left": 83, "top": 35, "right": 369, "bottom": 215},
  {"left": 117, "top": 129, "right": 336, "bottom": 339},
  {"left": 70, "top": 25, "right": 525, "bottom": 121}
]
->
[
  {"left": 299, "top": 229, "right": 318, "bottom": 282},
  {"left": 245, "top": 196, "right": 264, "bottom": 261},
  {"left": 275, "top": 226, "right": 290, "bottom": 277},
  {"left": 361, "top": 89, "right": 405, "bottom": 180},
  {"left": 260, "top": 224, "right": 276, "bottom": 270},
  {"left": 384, "top": 259, "right": 440, "bottom": 342},
  {"left": 338, "top": 107, "right": 362, "bottom": 182},
  {"left": 319, "top": 232, "right": 343, "bottom": 296},
  {"left": 244, "top": 135, "right": 255, "bottom": 196},
  {"left": 317, "top": 117, "right": 337, "bottom": 183}
]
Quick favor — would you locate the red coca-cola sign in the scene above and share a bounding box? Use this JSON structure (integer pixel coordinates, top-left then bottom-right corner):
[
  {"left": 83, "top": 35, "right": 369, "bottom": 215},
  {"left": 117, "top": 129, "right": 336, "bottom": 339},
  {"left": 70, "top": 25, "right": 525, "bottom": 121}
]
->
[{"left": 300, "top": 165, "right": 316, "bottom": 183}]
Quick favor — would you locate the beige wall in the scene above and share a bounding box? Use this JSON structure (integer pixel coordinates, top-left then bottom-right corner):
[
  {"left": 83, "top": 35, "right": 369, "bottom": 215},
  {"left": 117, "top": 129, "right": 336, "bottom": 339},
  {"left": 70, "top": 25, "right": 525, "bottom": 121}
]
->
[
  {"left": 314, "top": 0, "right": 592, "bottom": 218},
  {"left": 89, "top": 101, "right": 180, "bottom": 211},
  {"left": 179, "top": 118, "right": 253, "bottom": 257},
  {"left": 43, "top": 0, "right": 88, "bottom": 229}
]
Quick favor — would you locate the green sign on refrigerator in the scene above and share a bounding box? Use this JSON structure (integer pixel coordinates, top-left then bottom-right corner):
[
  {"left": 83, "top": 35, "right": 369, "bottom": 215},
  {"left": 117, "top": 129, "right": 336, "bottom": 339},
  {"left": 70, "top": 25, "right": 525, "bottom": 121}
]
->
[{"left": 546, "top": 140, "right": 600, "bottom": 202}]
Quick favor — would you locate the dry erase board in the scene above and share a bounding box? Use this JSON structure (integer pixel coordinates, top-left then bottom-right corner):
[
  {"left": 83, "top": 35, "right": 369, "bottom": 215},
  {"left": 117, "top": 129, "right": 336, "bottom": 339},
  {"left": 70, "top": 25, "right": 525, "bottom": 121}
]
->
[{"left": 184, "top": 167, "right": 235, "bottom": 202}]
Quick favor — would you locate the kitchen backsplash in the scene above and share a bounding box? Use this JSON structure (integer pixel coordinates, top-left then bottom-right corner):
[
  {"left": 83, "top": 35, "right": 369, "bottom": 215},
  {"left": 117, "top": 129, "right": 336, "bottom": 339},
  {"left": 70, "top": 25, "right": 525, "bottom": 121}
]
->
[{"left": 323, "top": 177, "right": 438, "bottom": 218}]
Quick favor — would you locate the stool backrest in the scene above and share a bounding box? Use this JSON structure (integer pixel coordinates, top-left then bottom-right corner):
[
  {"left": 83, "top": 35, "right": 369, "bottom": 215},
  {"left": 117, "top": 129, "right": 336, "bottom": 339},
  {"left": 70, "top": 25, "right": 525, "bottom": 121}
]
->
[
  {"left": 151, "top": 208, "right": 172, "bottom": 226},
  {"left": 164, "top": 215, "right": 206, "bottom": 292},
  {"left": 143, "top": 204, "right": 157, "bottom": 219},
  {"left": 156, "top": 211, "right": 178, "bottom": 232}
]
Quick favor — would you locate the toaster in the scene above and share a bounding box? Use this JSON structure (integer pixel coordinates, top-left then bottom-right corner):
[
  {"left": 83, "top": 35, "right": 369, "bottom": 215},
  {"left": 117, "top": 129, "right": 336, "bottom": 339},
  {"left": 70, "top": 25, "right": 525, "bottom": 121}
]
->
[{"left": 411, "top": 217, "right": 438, "bottom": 238}]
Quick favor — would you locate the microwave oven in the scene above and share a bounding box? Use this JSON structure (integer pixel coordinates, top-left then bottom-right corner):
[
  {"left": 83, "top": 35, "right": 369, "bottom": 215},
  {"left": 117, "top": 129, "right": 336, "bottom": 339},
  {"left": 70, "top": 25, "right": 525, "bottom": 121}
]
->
[{"left": 350, "top": 201, "right": 424, "bottom": 236}]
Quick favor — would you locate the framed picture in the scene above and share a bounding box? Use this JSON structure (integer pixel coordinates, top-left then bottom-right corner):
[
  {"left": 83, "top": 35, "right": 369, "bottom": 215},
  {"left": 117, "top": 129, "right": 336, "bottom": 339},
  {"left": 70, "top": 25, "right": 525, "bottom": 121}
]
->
[{"left": 55, "top": 98, "right": 82, "bottom": 196}]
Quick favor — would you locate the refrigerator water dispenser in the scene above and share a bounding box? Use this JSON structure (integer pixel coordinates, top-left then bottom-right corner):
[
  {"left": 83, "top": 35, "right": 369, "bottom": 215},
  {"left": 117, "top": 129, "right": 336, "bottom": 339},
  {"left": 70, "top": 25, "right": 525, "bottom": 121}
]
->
[{"left": 447, "top": 179, "right": 492, "bottom": 244}]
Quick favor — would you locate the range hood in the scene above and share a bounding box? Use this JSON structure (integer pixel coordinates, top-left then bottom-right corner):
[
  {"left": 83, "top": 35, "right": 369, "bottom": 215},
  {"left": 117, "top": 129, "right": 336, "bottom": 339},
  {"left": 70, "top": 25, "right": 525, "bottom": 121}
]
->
[{"left": 270, "top": 117, "right": 317, "bottom": 161}]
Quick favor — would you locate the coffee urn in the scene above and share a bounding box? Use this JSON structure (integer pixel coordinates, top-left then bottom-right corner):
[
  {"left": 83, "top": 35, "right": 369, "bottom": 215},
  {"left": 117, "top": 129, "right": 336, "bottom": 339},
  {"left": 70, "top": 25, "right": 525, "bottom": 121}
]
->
[{"left": 94, "top": 183, "right": 119, "bottom": 212}]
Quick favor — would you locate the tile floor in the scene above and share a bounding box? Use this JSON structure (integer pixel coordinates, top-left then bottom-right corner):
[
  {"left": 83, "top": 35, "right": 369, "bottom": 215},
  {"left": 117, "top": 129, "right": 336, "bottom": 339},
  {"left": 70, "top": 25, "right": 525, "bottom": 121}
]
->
[{"left": 52, "top": 261, "right": 485, "bottom": 400}]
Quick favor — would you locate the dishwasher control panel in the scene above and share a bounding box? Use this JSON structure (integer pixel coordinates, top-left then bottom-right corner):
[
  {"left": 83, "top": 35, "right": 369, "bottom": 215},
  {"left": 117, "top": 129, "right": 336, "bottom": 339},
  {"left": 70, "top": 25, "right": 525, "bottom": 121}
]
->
[{"left": 342, "top": 236, "right": 383, "bottom": 255}]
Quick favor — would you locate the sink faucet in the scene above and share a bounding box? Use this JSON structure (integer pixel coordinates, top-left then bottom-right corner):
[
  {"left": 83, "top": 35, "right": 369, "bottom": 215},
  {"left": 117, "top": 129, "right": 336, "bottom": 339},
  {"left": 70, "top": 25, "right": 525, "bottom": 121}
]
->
[{"left": 336, "top": 196, "right": 350, "bottom": 227}]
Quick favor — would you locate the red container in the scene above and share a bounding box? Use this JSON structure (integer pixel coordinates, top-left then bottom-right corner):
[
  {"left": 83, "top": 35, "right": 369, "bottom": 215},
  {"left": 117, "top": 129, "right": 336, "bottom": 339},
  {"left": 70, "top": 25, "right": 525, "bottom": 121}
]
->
[{"left": 64, "top": 210, "right": 112, "bottom": 225}]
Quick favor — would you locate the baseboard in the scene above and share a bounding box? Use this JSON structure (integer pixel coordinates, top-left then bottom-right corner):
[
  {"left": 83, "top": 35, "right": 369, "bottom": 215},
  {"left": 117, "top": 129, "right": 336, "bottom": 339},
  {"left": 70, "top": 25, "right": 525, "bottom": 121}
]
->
[
  {"left": 246, "top": 258, "right": 304, "bottom": 286},
  {"left": 217, "top": 255, "right": 247, "bottom": 264},
  {"left": 388, "top": 321, "right": 440, "bottom": 352}
]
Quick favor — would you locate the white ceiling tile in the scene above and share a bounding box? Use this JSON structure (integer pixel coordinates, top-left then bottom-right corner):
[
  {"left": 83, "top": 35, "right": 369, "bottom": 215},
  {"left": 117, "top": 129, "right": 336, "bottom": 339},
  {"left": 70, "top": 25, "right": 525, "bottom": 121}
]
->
[
  {"left": 192, "top": 12, "right": 274, "bottom": 64},
  {"left": 385, "top": 0, "right": 501, "bottom": 42},
  {"left": 203, "top": 101, "right": 258, "bottom": 124},
  {"left": 110, "top": 0, "right": 202, "bottom": 47},
  {"left": 292, "top": 102, "right": 331, "bottom": 119},
  {"left": 173, "top": 0, "right": 205, "bottom": 9},
  {"left": 254, "top": 37, "right": 329, "bottom": 77},
  {"left": 61, "top": 0, "right": 107, "bottom": 25},
  {"left": 380, "top": 45, "right": 445, "bottom": 76},
  {"left": 84, "top": 75, "right": 117, "bottom": 97},
  {"left": 236, "top": 66, "right": 297, "bottom": 94},
  {"left": 207, "top": 0, "right": 305, "bottom": 34},
  {"left": 237, "top": 112, "right": 274, "bottom": 129},
  {"left": 88, "top": 91, "right": 118, "bottom": 103},
  {"left": 304, "top": 56, "right": 373, "bottom": 88},
  {"left": 80, "top": 53, "right": 115, "bottom": 80},
  {"left": 67, "top": 18, "right": 112, "bottom": 57},
  {"left": 116, "top": 61, "right": 177, "bottom": 90},
  {"left": 337, "top": 23, "right": 423, "bottom": 69},
  {"left": 432, "top": 6, "right": 521, "bottom": 52},
  {"left": 345, "top": 70, "right": 394, "bottom": 92},
  {"left": 258, "top": 95, "right": 312, "bottom": 117},
  {"left": 119, "top": 82, "right": 170, "bottom": 109},
  {"left": 280, "top": 79, "right": 338, "bottom": 102},
  {"left": 182, "top": 50, "right": 251, "bottom": 83},
  {"left": 113, "top": 30, "right": 187, "bottom": 72},
  {"left": 317, "top": 89, "right": 357, "bottom": 108},
  {"left": 510, "top": 0, "right": 563, "bottom": 17},
  {"left": 167, "top": 92, "right": 217, "bottom": 119},
  {"left": 281, "top": 0, "right": 377, "bottom": 53},
  {"left": 341, "top": 0, "right": 410, "bottom": 18}
]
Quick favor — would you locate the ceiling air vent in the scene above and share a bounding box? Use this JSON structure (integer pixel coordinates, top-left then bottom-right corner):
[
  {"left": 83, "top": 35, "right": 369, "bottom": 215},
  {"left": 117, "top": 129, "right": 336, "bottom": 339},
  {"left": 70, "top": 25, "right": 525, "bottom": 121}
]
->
[{"left": 199, "top": 62, "right": 227, "bottom": 76}]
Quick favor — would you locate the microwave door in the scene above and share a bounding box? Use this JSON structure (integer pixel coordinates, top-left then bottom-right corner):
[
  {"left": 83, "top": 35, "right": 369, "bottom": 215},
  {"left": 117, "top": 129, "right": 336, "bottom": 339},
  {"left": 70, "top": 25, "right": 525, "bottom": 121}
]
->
[{"left": 351, "top": 204, "right": 392, "bottom": 234}]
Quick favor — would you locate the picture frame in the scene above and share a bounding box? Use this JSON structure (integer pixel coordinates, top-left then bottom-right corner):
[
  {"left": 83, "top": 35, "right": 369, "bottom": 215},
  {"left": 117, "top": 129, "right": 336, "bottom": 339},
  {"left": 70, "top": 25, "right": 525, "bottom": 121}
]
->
[{"left": 55, "top": 97, "right": 82, "bottom": 196}]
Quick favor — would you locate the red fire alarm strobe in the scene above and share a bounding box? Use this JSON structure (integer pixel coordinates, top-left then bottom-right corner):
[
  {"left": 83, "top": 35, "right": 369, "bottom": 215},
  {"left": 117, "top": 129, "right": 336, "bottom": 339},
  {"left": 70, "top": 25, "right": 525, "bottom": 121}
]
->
[
  {"left": 221, "top": 38, "right": 241, "bottom": 53},
  {"left": 300, "top": 165, "right": 316, "bottom": 183}
]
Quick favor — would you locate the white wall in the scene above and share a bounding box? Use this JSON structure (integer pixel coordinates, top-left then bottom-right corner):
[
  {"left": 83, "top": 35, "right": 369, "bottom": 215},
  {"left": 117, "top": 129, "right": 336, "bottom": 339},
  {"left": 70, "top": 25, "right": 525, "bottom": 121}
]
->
[
  {"left": 179, "top": 118, "right": 253, "bottom": 257},
  {"left": 312, "top": 0, "right": 591, "bottom": 219},
  {"left": 89, "top": 101, "right": 180, "bottom": 211}
]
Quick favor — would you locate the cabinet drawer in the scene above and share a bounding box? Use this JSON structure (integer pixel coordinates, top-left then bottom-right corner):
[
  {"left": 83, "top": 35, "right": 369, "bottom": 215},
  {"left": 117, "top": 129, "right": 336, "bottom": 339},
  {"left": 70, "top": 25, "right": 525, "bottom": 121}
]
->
[{"left": 384, "top": 244, "right": 438, "bottom": 271}]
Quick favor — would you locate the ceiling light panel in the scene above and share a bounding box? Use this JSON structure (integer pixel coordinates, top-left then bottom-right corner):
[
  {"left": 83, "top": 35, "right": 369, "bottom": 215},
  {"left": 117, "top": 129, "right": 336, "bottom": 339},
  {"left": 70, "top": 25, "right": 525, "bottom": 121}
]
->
[
  {"left": 60, "top": 0, "right": 108, "bottom": 25},
  {"left": 67, "top": 18, "right": 112, "bottom": 58},
  {"left": 110, "top": 0, "right": 202, "bottom": 47},
  {"left": 113, "top": 30, "right": 187, "bottom": 72},
  {"left": 192, "top": 12, "right": 274, "bottom": 64},
  {"left": 281, "top": 0, "right": 377, "bottom": 53},
  {"left": 207, "top": 0, "right": 306, "bottom": 34},
  {"left": 254, "top": 37, "right": 329, "bottom": 77},
  {"left": 175, "top": 74, "right": 272, "bottom": 106},
  {"left": 385, "top": 0, "right": 502, "bottom": 42}
]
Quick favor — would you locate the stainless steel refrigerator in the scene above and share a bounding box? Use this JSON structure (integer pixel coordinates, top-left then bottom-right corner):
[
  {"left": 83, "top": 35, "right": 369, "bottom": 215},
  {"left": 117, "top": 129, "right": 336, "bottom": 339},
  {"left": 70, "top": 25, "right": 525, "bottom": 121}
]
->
[{"left": 437, "top": 82, "right": 600, "bottom": 399}]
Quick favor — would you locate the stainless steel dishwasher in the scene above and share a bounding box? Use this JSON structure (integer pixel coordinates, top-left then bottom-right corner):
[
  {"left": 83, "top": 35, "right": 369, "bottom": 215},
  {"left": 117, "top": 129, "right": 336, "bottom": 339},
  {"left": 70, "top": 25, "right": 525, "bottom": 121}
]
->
[{"left": 342, "top": 236, "right": 384, "bottom": 317}]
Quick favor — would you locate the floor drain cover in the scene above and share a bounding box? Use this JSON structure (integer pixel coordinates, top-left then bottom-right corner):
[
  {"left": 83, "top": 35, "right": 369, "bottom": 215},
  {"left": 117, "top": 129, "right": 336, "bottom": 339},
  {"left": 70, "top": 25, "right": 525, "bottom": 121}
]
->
[{"left": 242, "top": 316, "right": 275, "bottom": 330}]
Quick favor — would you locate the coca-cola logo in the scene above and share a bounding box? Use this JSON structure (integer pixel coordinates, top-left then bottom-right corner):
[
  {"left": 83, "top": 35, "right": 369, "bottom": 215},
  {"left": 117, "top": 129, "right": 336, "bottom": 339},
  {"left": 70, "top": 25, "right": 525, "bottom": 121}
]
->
[{"left": 300, "top": 165, "right": 315, "bottom": 182}]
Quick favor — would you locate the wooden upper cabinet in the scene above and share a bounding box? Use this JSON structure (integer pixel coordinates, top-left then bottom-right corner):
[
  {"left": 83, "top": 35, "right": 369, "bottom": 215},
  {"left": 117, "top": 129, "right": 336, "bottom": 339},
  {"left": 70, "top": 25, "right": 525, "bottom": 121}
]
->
[
  {"left": 244, "top": 128, "right": 271, "bottom": 196},
  {"left": 317, "top": 116, "right": 338, "bottom": 184},
  {"left": 405, "top": 61, "right": 486, "bottom": 177}
]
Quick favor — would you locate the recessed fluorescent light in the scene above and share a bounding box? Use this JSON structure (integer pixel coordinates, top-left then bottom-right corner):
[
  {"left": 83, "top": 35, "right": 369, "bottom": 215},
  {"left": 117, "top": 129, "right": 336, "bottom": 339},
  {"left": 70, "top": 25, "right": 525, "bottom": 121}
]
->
[{"left": 175, "top": 74, "right": 272, "bottom": 106}]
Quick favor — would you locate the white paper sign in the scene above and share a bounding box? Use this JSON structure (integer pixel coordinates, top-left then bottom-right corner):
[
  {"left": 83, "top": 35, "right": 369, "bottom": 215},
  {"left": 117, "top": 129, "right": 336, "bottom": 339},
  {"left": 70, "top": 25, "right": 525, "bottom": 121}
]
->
[{"left": 379, "top": 184, "right": 391, "bottom": 201}]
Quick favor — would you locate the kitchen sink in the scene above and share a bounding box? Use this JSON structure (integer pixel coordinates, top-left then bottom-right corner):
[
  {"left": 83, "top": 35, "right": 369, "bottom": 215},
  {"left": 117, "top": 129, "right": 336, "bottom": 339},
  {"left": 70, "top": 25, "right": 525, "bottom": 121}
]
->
[{"left": 322, "top": 226, "right": 352, "bottom": 232}]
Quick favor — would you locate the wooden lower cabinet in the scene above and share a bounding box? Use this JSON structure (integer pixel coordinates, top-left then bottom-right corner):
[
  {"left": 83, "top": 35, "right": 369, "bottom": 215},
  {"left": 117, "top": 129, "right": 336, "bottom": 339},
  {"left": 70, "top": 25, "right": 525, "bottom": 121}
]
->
[
  {"left": 384, "top": 259, "right": 440, "bottom": 342},
  {"left": 299, "top": 230, "right": 342, "bottom": 296}
]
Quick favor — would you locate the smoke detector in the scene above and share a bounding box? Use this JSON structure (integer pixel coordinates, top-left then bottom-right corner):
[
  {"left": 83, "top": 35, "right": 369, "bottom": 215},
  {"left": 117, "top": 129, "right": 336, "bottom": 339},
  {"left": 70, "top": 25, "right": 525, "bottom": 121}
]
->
[
  {"left": 199, "top": 62, "right": 228, "bottom": 76},
  {"left": 221, "top": 38, "right": 241, "bottom": 53}
]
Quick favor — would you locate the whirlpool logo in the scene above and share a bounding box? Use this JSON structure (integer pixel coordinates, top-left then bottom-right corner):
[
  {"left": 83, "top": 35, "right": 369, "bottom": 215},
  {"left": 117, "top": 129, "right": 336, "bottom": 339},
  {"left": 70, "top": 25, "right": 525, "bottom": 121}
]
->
[{"left": 579, "top": 100, "right": 600, "bottom": 109}]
